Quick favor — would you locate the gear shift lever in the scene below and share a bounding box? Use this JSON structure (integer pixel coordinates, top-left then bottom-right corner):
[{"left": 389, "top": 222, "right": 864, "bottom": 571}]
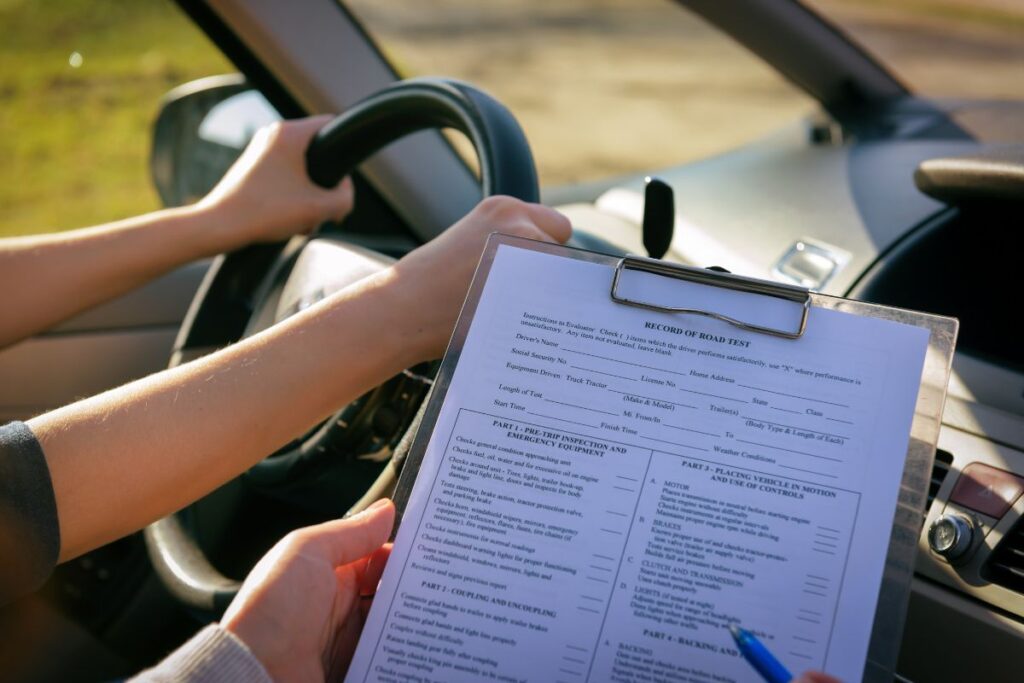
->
[{"left": 642, "top": 176, "right": 674, "bottom": 259}]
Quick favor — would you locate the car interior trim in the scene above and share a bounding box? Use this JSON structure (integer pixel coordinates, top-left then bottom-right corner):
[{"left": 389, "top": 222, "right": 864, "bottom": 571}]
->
[
  {"left": 675, "top": 0, "right": 907, "bottom": 115},
  {"left": 191, "top": 0, "right": 482, "bottom": 241}
]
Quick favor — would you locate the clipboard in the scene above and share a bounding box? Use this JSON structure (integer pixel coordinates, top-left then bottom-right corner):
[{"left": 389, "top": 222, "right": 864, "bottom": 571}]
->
[{"left": 393, "top": 234, "right": 958, "bottom": 683}]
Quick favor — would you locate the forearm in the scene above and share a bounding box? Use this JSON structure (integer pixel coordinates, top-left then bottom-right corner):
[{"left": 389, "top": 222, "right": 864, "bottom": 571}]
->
[
  {"left": 0, "top": 117, "right": 357, "bottom": 349},
  {"left": 0, "top": 205, "right": 233, "bottom": 348},
  {"left": 27, "top": 267, "right": 424, "bottom": 561}
]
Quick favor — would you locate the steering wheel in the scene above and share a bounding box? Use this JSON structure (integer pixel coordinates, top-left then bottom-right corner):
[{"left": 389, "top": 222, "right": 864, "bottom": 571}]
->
[{"left": 144, "top": 78, "right": 545, "bottom": 615}]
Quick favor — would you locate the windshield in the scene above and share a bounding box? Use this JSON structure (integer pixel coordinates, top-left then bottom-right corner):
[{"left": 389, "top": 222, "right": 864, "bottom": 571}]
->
[
  {"left": 805, "top": 0, "right": 1024, "bottom": 100},
  {"left": 345, "top": 0, "right": 814, "bottom": 187}
]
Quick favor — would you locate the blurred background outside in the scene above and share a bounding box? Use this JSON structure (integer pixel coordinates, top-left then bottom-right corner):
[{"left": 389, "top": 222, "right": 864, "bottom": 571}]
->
[
  {"left": 0, "top": 0, "right": 230, "bottom": 237},
  {"left": 1, "top": 0, "right": 1023, "bottom": 238}
]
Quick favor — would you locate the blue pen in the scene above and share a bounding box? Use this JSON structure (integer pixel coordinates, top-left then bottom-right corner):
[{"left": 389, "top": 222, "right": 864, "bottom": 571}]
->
[{"left": 729, "top": 624, "right": 793, "bottom": 683}]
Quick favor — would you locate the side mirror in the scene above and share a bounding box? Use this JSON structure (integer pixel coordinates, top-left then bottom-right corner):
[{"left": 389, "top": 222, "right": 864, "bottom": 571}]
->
[{"left": 150, "top": 74, "right": 281, "bottom": 208}]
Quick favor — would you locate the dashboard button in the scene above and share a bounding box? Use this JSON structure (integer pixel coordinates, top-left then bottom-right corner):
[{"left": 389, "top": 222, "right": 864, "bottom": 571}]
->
[
  {"left": 774, "top": 241, "right": 837, "bottom": 289},
  {"left": 928, "top": 514, "right": 974, "bottom": 560},
  {"left": 948, "top": 462, "right": 1024, "bottom": 519}
]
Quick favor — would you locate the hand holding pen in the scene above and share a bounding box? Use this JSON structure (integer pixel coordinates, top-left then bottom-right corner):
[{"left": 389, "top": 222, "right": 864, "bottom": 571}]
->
[{"left": 730, "top": 625, "right": 842, "bottom": 683}]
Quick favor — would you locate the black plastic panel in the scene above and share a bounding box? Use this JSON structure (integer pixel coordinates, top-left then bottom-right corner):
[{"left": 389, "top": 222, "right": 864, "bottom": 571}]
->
[{"left": 851, "top": 207, "right": 1024, "bottom": 372}]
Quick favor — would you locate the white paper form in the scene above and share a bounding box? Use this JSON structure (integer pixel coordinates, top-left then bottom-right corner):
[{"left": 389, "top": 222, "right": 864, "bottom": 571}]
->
[{"left": 346, "top": 245, "right": 930, "bottom": 683}]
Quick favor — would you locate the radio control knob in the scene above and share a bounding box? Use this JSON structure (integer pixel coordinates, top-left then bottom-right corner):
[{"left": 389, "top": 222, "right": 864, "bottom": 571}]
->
[{"left": 928, "top": 514, "right": 974, "bottom": 561}]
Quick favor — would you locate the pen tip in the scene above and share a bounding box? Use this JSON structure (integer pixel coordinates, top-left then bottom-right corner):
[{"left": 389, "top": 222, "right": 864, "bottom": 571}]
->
[{"left": 728, "top": 624, "right": 742, "bottom": 640}]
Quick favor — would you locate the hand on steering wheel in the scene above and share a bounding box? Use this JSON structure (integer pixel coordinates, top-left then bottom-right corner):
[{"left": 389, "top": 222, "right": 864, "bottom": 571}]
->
[
  {"left": 391, "top": 194, "right": 570, "bottom": 358},
  {"left": 146, "top": 78, "right": 573, "bottom": 616},
  {"left": 199, "top": 116, "right": 358, "bottom": 249}
]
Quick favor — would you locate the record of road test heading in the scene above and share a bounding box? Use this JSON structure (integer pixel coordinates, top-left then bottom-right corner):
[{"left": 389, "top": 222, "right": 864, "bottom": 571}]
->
[{"left": 346, "top": 235, "right": 957, "bottom": 683}]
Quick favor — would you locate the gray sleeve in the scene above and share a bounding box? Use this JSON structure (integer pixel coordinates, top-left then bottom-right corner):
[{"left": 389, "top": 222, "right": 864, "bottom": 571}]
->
[
  {"left": 0, "top": 421, "right": 60, "bottom": 605},
  {"left": 129, "top": 624, "right": 274, "bottom": 683}
]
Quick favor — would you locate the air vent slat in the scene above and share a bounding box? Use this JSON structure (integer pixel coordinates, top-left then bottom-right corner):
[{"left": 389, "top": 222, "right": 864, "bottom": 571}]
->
[
  {"left": 984, "top": 513, "right": 1024, "bottom": 593},
  {"left": 926, "top": 449, "right": 955, "bottom": 513},
  {"left": 992, "top": 563, "right": 1024, "bottom": 580}
]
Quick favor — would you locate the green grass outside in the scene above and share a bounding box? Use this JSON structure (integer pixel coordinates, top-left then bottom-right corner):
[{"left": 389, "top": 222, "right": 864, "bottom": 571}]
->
[{"left": 0, "top": 0, "right": 232, "bottom": 237}]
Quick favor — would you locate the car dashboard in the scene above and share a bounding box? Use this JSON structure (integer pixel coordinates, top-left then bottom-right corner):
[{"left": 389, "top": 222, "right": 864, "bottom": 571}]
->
[{"left": 553, "top": 111, "right": 1024, "bottom": 681}]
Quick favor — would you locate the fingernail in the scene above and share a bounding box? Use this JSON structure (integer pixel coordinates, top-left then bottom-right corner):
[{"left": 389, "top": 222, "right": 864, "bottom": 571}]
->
[{"left": 367, "top": 498, "right": 391, "bottom": 512}]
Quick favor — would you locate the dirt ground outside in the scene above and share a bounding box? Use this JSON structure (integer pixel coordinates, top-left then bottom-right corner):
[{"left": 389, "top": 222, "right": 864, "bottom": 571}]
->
[
  {"left": 2, "top": 0, "right": 1023, "bottom": 236},
  {"left": 347, "top": 0, "right": 1024, "bottom": 186}
]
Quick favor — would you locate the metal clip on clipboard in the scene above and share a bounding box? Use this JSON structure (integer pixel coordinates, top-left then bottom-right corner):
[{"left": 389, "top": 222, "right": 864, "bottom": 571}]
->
[{"left": 609, "top": 255, "right": 812, "bottom": 340}]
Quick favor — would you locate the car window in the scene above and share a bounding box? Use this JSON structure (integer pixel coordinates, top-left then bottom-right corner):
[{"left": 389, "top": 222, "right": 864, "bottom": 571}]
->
[
  {"left": 343, "top": 0, "right": 815, "bottom": 188},
  {"left": 0, "top": 0, "right": 232, "bottom": 238},
  {"left": 805, "top": 0, "right": 1024, "bottom": 100},
  {"left": 804, "top": 0, "right": 1024, "bottom": 142}
]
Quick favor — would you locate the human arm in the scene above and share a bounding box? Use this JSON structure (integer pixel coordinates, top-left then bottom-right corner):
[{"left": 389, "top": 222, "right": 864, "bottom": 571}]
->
[
  {"left": 0, "top": 116, "right": 353, "bottom": 349},
  {"left": 129, "top": 499, "right": 394, "bottom": 683},
  {"left": 26, "top": 196, "right": 571, "bottom": 562},
  {"left": 220, "top": 498, "right": 394, "bottom": 680}
]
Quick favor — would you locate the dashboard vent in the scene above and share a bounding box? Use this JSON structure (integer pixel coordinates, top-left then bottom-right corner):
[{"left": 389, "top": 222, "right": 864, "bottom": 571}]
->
[
  {"left": 927, "top": 448, "right": 955, "bottom": 511},
  {"left": 985, "top": 517, "right": 1024, "bottom": 593}
]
